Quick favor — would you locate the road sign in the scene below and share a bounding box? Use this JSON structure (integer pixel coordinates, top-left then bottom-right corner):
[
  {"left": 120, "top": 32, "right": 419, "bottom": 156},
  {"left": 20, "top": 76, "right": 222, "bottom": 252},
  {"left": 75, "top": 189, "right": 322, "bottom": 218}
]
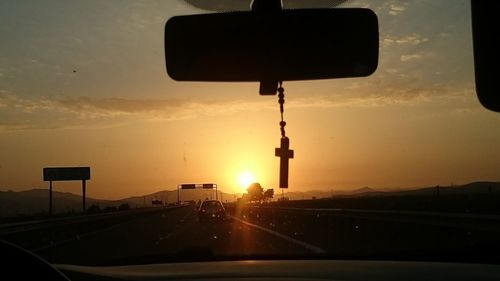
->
[
  {"left": 202, "top": 183, "right": 217, "bottom": 189},
  {"left": 43, "top": 167, "right": 91, "bottom": 181},
  {"left": 180, "top": 184, "right": 196, "bottom": 189},
  {"left": 43, "top": 167, "right": 91, "bottom": 215},
  {"left": 177, "top": 183, "right": 219, "bottom": 203}
]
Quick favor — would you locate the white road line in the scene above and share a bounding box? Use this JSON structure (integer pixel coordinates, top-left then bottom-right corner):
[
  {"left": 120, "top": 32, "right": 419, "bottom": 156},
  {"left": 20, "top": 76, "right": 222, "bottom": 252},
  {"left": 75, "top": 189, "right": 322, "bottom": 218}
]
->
[
  {"left": 229, "top": 215, "right": 326, "bottom": 254},
  {"left": 178, "top": 209, "right": 193, "bottom": 223}
]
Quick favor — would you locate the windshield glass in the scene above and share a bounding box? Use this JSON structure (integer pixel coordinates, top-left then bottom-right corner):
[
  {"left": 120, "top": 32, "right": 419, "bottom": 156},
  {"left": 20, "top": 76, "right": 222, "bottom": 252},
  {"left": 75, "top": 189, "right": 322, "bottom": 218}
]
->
[{"left": 1, "top": 0, "right": 499, "bottom": 266}]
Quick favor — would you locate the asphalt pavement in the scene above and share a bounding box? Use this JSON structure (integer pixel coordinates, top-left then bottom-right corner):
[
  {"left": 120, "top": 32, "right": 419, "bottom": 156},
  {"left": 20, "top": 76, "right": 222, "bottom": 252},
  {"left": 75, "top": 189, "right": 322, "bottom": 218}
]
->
[
  {"left": 33, "top": 205, "right": 311, "bottom": 265},
  {"left": 4, "top": 204, "right": 500, "bottom": 265}
]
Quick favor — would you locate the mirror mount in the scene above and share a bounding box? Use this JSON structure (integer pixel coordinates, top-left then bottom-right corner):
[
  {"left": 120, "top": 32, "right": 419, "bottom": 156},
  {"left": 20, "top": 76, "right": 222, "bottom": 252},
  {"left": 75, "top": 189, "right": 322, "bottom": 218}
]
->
[
  {"left": 252, "top": 0, "right": 283, "bottom": 95},
  {"left": 251, "top": 0, "right": 283, "bottom": 13}
]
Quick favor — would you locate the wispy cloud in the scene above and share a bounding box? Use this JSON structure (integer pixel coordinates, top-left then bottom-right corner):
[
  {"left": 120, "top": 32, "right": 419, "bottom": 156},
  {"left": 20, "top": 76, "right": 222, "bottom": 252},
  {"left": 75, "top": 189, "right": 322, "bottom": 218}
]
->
[
  {"left": 0, "top": 80, "right": 474, "bottom": 132},
  {"left": 0, "top": 94, "right": 274, "bottom": 130},
  {"left": 389, "top": 3, "right": 407, "bottom": 15},
  {"left": 383, "top": 33, "right": 429, "bottom": 47},
  {"left": 54, "top": 96, "right": 276, "bottom": 121},
  {"left": 57, "top": 97, "right": 188, "bottom": 117},
  {"left": 400, "top": 52, "right": 424, "bottom": 62}
]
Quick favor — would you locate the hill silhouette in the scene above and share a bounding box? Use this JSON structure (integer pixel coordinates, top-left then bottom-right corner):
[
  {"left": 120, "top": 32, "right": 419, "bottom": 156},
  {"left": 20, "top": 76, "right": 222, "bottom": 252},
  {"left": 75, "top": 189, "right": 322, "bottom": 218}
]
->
[
  {"left": 115, "top": 189, "right": 237, "bottom": 208},
  {"left": 273, "top": 181, "right": 500, "bottom": 214},
  {"left": 0, "top": 188, "right": 236, "bottom": 218},
  {"left": 0, "top": 189, "right": 108, "bottom": 218}
]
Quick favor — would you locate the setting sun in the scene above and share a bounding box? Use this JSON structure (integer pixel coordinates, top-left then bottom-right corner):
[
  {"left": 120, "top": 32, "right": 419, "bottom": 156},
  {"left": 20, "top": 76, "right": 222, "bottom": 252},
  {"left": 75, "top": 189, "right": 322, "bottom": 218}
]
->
[{"left": 238, "top": 171, "right": 256, "bottom": 191}]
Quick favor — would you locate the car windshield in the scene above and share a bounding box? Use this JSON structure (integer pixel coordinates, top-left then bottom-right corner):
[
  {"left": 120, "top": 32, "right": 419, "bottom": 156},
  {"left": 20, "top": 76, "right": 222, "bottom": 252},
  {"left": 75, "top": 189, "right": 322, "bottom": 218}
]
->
[{"left": 1, "top": 0, "right": 499, "bottom": 267}]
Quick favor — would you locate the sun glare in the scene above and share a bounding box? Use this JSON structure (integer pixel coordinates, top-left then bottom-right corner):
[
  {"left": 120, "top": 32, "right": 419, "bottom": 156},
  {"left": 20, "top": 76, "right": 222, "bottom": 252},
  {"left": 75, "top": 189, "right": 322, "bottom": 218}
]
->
[{"left": 238, "top": 171, "right": 255, "bottom": 191}]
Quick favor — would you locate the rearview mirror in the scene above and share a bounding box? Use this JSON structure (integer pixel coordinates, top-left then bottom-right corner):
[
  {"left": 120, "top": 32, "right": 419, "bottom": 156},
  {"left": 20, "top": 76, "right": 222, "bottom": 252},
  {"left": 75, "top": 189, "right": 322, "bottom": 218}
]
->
[{"left": 165, "top": 9, "right": 378, "bottom": 82}]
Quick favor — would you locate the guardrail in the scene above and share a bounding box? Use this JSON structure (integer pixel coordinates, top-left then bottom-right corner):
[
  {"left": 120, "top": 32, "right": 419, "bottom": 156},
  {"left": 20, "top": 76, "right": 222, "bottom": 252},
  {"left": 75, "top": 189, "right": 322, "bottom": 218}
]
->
[
  {"left": 0, "top": 204, "right": 188, "bottom": 236},
  {"left": 248, "top": 206, "right": 500, "bottom": 221},
  {"left": 243, "top": 205, "right": 500, "bottom": 232}
]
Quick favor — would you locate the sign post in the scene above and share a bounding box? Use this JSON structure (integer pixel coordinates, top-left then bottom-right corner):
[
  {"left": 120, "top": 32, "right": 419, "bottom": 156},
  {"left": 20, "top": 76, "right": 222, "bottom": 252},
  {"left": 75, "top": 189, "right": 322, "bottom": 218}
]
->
[
  {"left": 49, "top": 180, "right": 53, "bottom": 215},
  {"left": 82, "top": 179, "right": 87, "bottom": 213},
  {"left": 203, "top": 183, "right": 217, "bottom": 200},
  {"left": 43, "top": 167, "right": 91, "bottom": 215},
  {"left": 177, "top": 185, "right": 180, "bottom": 204}
]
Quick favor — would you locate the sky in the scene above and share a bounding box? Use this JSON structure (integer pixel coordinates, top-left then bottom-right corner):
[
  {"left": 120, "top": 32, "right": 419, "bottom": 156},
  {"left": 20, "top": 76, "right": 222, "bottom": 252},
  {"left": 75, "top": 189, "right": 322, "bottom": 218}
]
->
[{"left": 0, "top": 0, "right": 499, "bottom": 200}]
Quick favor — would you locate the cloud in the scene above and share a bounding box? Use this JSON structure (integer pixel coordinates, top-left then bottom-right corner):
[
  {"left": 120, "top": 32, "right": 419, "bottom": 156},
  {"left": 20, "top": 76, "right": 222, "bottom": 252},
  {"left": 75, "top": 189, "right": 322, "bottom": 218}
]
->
[
  {"left": 0, "top": 122, "right": 49, "bottom": 131},
  {"left": 0, "top": 93, "right": 54, "bottom": 113},
  {"left": 395, "top": 33, "right": 429, "bottom": 45},
  {"left": 382, "top": 33, "right": 429, "bottom": 47},
  {"left": 0, "top": 79, "right": 475, "bottom": 132},
  {"left": 53, "top": 96, "right": 274, "bottom": 121},
  {"left": 57, "top": 97, "right": 187, "bottom": 116},
  {"left": 0, "top": 94, "right": 274, "bottom": 130},
  {"left": 389, "top": 3, "right": 407, "bottom": 15},
  {"left": 400, "top": 52, "right": 423, "bottom": 62}
]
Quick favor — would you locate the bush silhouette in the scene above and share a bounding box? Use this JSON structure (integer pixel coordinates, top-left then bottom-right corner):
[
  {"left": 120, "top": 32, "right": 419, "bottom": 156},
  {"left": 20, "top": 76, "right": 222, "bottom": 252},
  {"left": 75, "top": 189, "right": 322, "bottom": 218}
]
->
[
  {"left": 87, "top": 204, "right": 101, "bottom": 214},
  {"left": 118, "top": 203, "right": 131, "bottom": 211}
]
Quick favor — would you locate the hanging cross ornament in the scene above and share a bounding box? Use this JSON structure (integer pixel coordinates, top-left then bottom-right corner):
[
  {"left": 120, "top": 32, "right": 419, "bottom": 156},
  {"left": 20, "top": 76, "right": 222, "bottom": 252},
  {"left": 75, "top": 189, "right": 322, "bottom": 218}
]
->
[{"left": 274, "top": 82, "right": 294, "bottom": 188}]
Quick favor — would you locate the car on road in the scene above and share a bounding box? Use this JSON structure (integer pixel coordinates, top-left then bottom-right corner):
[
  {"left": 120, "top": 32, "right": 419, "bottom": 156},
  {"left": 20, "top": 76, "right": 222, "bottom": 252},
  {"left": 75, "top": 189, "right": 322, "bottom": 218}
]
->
[{"left": 198, "top": 200, "right": 226, "bottom": 221}]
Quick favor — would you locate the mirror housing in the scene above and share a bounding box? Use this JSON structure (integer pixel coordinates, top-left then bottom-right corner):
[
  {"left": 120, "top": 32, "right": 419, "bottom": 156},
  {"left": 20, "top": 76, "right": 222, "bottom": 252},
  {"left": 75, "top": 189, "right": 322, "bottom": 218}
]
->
[
  {"left": 165, "top": 8, "right": 378, "bottom": 84},
  {"left": 471, "top": 1, "right": 500, "bottom": 112}
]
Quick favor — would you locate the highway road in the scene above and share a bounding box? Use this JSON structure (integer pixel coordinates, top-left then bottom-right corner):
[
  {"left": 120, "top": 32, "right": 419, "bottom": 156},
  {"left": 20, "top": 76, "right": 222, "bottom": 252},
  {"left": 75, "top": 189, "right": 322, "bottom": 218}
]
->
[
  {"left": 2, "top": 204, "right": 500, "bottom": 265},
  {"left": 29, "top": 205, "right": 312, "bottom": 265}
]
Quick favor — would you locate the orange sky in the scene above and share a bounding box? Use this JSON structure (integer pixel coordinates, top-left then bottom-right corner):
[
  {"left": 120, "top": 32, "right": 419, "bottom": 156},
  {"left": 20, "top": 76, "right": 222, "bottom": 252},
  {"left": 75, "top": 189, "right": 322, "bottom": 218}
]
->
[{"left": 0, "top": 0, "right": 499, "bottom": 199}]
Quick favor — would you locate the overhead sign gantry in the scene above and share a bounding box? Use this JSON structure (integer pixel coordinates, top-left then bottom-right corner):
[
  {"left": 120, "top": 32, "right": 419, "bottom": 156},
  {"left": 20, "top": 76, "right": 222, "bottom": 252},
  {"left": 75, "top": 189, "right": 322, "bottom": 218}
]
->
[{"left": 177, "top": 183, "right": 218, "bottom": 203}]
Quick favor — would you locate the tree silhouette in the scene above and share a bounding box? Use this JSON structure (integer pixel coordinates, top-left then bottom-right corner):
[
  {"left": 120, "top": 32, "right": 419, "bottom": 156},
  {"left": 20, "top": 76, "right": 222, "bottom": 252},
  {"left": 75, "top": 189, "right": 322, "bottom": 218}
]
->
[
  {"left": 247, "top": 182, "right": 264, "bottom": 202},
  {"left": 263, "top": 188, "right": 274, "bottom": 202},
  {"left": 118, "top": 203, "right": 130, "bottom": 211},
  {"left": 87, "top": 204, "right": 101, "bottom": 214}
]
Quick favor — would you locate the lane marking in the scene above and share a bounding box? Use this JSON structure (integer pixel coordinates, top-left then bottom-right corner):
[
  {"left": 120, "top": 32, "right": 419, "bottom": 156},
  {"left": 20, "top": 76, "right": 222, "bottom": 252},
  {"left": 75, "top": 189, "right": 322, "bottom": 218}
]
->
[
  {"left": 229, "top": 215, "right": 326, "bottom": 254},
  {"left": 152, "top": 207, "right": 196, "bottom": 245},
  {"left": 178, "top": 208, "right": 194, "bottom": 223}
]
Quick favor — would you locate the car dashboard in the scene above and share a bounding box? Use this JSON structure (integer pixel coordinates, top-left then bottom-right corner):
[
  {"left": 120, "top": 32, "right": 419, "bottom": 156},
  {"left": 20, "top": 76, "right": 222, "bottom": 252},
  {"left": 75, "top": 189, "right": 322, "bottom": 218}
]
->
[{"left": 56, "top": 260, "right": 500, "bottom": 281}]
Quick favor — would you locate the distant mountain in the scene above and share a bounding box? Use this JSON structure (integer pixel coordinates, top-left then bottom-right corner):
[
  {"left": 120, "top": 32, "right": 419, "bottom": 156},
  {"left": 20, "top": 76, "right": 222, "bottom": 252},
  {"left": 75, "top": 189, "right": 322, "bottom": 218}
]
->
[
  {"left": 280, "top": 190, "right": 331, "bottom": 200},
  {"left": 333, "top": 186, "right": 382, "bottom": 196},
  {"left": 278, "top": 181, "right": 500, "bottom": 200},
  {"left": 389, "top": 181, "right": 500, "bottom": 197},
  {"left": 281, "top": 187, "right": 380, "bottom": 200},
  {"left": 0, "top": 188, "right": 237, "bottom": 218},
  {"left": 0, "top": 189, "right": 109, "bottom": 218},
  {"left": 115, "top": 189, "right": 237, "bottom": 208},
  {"left": 325, "top": 181, "right": 500, "bottom": 198}
]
